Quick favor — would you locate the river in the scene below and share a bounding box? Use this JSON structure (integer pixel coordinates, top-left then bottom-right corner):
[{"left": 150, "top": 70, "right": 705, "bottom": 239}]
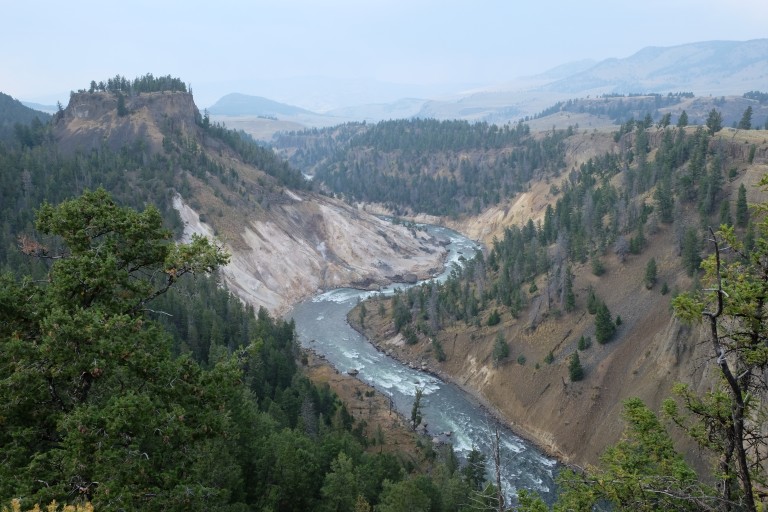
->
[{"left": 288, "top": 224, "right": 557, "bottom": 504}]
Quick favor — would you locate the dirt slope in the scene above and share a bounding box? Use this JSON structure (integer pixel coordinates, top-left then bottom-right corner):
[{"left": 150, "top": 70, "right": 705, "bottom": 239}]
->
[{"left": 353, "top": 131, "right": 768, "bottom": 470}]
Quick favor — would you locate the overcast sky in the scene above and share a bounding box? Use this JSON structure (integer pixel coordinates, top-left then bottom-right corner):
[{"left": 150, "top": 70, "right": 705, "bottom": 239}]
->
[{"left": 3, "top": 0, "right": 766, "bottom": 108}]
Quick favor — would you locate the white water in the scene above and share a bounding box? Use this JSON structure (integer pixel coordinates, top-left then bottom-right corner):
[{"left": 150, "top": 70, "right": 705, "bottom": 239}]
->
[{"left": 289, "top": 225, "right": 558, "bottom": 504}]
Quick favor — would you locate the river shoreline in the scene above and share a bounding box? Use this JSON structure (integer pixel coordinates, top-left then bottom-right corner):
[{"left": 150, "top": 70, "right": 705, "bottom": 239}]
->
[
  {"left": 345, "top": 312, "right": 568, "bottom": 467},
  {"left": 288, "top": 223, "right": 559, "bottom": 500}
]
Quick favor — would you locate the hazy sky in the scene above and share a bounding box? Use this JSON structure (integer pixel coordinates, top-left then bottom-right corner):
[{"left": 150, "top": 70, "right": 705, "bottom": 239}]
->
[{"left": 3, "top": 0, "right": 766, "bottom": 108}]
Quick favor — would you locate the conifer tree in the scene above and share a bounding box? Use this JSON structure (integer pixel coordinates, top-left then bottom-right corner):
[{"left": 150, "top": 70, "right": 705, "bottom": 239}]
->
[
  {"left": 736, "top": 183, "right": 749, "bottom": 228},
  {"left": 569, "top": 352, "right": 584, "bottom": 381},
  {"left": 738, "top": 106, "right": 753, "bottom": 130},
  {"left": 644, "top": 257, "right": 658, "bottom": 289},
  {"left": 595, "top": 302, "right": 616, "bottom": 344}
]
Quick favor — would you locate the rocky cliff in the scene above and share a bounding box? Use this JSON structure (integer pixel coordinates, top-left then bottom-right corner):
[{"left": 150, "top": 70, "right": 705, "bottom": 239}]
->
[{"left": 54, "top": 90, "right": 447, "bottom": 313}]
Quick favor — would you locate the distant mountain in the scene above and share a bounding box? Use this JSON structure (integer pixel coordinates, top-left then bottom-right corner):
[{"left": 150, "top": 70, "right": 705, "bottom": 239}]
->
[
  {"left": 325, "top": 98, "right": 428, "bottom": 121},
  {"left": 527, "top": 59, "right": 598, "bottom": 81},
  {"left": 540, "top": 39, "right": 768, "bottom": 96},
  {"left": 0, "top": 92, "right": 51, "bottom": 141},
  {"left": 207, "top": 93, "right": 316, "bottom": 117},
  {"left": 209, "top": 39, "right": 768, "bottom": 136},
  {"left": 409, "top": 39, "right": 768, "bottom": 124},
  {"left": 21, "top": 101, "right": 59, "bottom": 114}
]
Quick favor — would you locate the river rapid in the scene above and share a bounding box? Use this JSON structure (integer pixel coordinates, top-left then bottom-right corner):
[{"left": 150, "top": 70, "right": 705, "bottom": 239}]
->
[{"left": 288, "top": 224, "right": 558, "bottom": 504}]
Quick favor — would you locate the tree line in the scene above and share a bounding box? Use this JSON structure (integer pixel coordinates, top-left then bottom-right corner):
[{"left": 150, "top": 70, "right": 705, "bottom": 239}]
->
[
  {"left": 83, "top": 73, "right": 188, "bottom": 95},
  {"left": 305, "top": 119, "right": 569, "bottom": 216}
]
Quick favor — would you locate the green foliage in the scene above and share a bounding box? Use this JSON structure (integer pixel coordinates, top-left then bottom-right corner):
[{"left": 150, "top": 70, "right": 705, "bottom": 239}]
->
[
  {"left": 487, "top": 308, "right": 501, "bottom": 326},
  {"left": 492, "top": 332, "right": 510, "bottom": 364},
  {"left": 0, "top": 191, "right": 241, "bottom": 509},
  {"left": 563, "top": 266, "right": 576, "bottom": 312},
  {"left": 644, "top": 257, "right": 657, "bottom": 289},
  {"left": 719, "top": 199, "right": 733, "bottom": 227},
  {"left": 0, "top": 189, "right": 445, "bottom": 511},
  {"left": 402, "top": 325, "right": 419, "bottom": 346},
  {"left": 461, "top": 448, "right": 487, "bottom": 491},
  {"left": 116, "top": 92, "right": 128, "bottom": 116},
  {"left": 198, "top": 121, "right": 309, "bottom": 190},
  {"left": 288, "top": 118, "right": 567, "bottom": 216},
  {"left": 544, "top": 351, "right": 554, "bottom": 364},
  {"left": 578, "top": 335, "right": 592, "bottom": 350},
  {"left": 411, "top": 387, "right": 424, "bottom": 430},
  {"left": 392, "top": 293, "right": 412, "bottom": 333},
  {"left": 738, "top": 106, "right": 753, "bottom": 130},
  {"left": 358, "top": 300, "right": 367, "bottom": 328},
  {"left": 590, "top": 253, "right": 605, "bottom": 276},
  {"left": 431, "top": 337, "right": 447, "bottom": 362},
  {"left": 706, "top": 108, "right": 723, "bottom": 135},
  {"left": 84, "top": 73, "right": 188, "bottom": 94},
  {"left": 670, "top": 209, "right": 768, "bottom": 509},
  {"left": 376, "top": 476, "right": 434, "bottom": 512},
  {"left": 556, "top": 398, "right": 712, "bottom": 511},
  {"left": 569, "top": 352, "right": 584, "bottom": 381},
  {"left": 736, "top": 183, "right": 749, "bottom": 227},
  {"left": 681, "top": 228, "right": 702, "bottom": 276},
  {"left": 595, "top": 301, "right": 617, "bottom": 344},
  {"left": 0, "top": 91, "right": 51, "bottom": 142}
]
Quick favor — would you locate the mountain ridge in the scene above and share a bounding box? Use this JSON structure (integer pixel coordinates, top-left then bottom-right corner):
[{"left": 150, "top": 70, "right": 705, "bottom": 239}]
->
[{"left": 208, "top": 39, "right": 767, "bottom": 134}]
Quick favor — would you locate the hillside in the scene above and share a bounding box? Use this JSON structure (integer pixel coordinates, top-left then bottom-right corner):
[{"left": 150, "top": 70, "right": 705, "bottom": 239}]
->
[
  {"left": 325, "top": 120, "right": 768, "bottom": 474},
  {"left": 50, "top": 90, "right": 446, "bottom": 313},
  {"left": 0, "top": 91, "right": 51, "bottom": 141}
]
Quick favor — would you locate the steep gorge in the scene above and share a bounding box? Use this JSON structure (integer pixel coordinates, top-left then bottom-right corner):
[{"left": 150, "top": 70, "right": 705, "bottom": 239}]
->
[
  {"left": 53, "top": 90, "right": 447, "bottom": 313},
  {"left": 346, "top": 125, "right": 768, "bottom": 470}
]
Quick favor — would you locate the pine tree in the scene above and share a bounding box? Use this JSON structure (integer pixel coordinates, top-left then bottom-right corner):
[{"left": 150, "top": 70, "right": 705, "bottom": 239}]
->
[
  {"left": 595, "top": 302, "right": 616, "bottom": 344},
  {"left": 0, "top": 189, "right": 234, "bottom": 508},
  {"left": 719, "top": 200, "right": 733, "bottom": 227},
  {"left": 644, "top": 257, "right": 658, "bottom": 289},
  {"left": 677, "top": 110, "right": 689, "bottom": 128},
  {"left": 736, "top": 183, "right": 749, "bottom": 228},
  {"left": 492, "top": 332, "right": 510, "bottom": 364},
  {"left": 738, "top": 106, "right": 753, "bottom": 130},
  {"left": 564, "top": 266, "right": 576, "bottom": 312},
  {"left": 706, "top": 109, "right": 723, "bottom": 135},
  {"left": 569, "top": 352, "right": 584, "bottom": 381}
]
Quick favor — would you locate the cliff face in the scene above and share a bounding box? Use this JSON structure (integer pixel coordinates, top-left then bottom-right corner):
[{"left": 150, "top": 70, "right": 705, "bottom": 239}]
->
[
  {"left": 54, "top": 91, "right": 200, "bottom": 155},
  {"left": 53, "top": 90, "right": 447, "bottom": 314},
  {"left": 175, "top": 191, "right": 445, "bottom": 314},
  {"left": 357, "top": 224, "right": 714, "bottom": 466}
]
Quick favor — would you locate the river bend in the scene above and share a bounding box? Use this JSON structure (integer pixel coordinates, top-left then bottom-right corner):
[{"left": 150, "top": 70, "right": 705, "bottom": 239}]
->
[{"left": 289, "top": 225, "right": 557, "bottom": 503}]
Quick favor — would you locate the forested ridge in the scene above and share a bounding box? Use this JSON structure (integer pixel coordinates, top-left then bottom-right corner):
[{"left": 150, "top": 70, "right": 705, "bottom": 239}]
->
[
  {"left": 0, "top": 92, "right": 51, "bottom": 143},
  {"left": 379, "top": 123, "right": 738, "bottom": 333},
  {"left": 274, "top": 118, "right": 570, "bottom": 216}
]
